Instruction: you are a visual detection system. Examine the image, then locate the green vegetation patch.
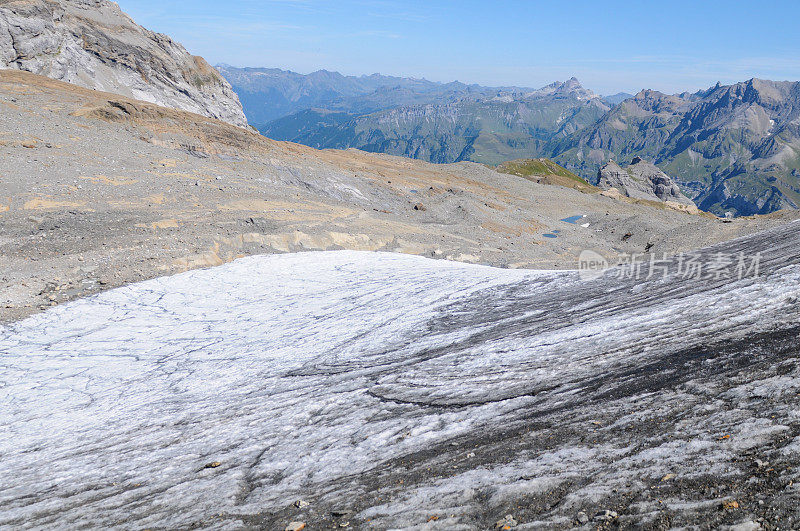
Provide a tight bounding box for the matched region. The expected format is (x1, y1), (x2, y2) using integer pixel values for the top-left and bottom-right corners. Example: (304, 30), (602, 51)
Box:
(496, 158), (586, 181)
(495, 158), (598, 193)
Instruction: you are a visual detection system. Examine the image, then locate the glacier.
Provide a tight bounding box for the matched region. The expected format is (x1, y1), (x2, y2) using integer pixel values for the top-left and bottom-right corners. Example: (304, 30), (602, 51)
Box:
(2, 223), (800, 529)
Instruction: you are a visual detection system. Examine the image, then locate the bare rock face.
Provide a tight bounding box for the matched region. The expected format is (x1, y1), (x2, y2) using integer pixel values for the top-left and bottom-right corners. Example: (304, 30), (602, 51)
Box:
(598, 157), (695, 207)
(0, 0), (247, 127)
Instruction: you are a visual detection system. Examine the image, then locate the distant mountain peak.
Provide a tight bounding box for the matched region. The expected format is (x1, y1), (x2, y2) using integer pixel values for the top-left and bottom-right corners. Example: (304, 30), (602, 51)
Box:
(533, 77), (598, 101)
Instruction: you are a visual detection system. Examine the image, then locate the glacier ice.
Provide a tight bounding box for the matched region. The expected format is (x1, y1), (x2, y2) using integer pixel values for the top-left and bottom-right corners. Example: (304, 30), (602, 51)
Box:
(2, 223), (800, 528)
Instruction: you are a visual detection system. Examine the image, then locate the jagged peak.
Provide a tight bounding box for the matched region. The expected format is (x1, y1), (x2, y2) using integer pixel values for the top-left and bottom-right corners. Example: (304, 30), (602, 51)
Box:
(634, 88), (667, 99)
(308, 69), (343, 78)
(532, 77), (598, 100)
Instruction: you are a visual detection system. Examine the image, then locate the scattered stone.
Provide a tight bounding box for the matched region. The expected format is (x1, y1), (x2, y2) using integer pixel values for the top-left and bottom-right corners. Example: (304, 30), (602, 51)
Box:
(293, 500), (310, 509)
(285, 522), (305, 531)
(203, 461), (222, 469)
(661, 473), (676, 481)
(413, 203), (426, 211)
(338, 522), (350, 528)
(722, 500), (740, 510)
(593, 510), (618, 522)
(495, 514), (518, 529)
(576, 511), (589, 525)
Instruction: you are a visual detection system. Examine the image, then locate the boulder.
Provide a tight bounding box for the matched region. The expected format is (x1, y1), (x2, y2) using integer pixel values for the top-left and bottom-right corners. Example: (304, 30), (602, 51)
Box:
(598, 157), (695, 207)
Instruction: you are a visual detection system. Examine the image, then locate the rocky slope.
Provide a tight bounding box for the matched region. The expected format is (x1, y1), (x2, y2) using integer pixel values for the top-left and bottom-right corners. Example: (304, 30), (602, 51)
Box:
(262, 78), (610, 165)
(3, 69), (794, 322)
(598, 157), (696, 207)
(550, 79), (800, 216)
(0, 0), (247, 127)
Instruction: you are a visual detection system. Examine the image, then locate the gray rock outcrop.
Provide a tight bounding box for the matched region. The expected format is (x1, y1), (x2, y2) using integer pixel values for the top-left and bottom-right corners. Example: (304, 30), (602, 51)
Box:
(0, 0), (247, 127)
(598, 157), (696, 207)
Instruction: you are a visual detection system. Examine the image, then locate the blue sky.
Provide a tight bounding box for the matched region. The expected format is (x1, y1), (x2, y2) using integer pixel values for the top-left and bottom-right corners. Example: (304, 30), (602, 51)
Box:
(121, 0), (800, 95)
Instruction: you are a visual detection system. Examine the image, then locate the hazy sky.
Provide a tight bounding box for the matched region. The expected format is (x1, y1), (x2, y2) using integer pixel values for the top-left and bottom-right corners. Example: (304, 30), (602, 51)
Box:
(121, 0), (800, 95)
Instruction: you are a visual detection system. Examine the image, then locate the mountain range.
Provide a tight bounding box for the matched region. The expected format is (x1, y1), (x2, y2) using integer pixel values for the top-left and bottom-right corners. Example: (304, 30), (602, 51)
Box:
(216, 65), (496, 127)
(220, 65), (613, 168)
(261, 77), (610, 165)
(550, 80), (800, 216)
(223, 67), (800, 216)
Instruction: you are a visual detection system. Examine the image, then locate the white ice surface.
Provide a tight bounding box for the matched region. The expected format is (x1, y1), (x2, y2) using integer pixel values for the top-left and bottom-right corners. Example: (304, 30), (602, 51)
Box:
(0, 252), (554, 527)
(1, 249), (799, 528)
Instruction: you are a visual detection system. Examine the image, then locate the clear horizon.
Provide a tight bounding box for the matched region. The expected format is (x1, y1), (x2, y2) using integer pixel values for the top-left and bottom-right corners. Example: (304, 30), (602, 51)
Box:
(121, 0), (800, 96)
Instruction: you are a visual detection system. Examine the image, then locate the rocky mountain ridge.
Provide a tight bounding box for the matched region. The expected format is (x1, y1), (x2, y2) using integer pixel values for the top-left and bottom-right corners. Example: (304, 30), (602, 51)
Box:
(218, 64), (550, 127)
(217, 65), (467, 126)
(550, 78), (800, 216)
(0, 0), (247, 127)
